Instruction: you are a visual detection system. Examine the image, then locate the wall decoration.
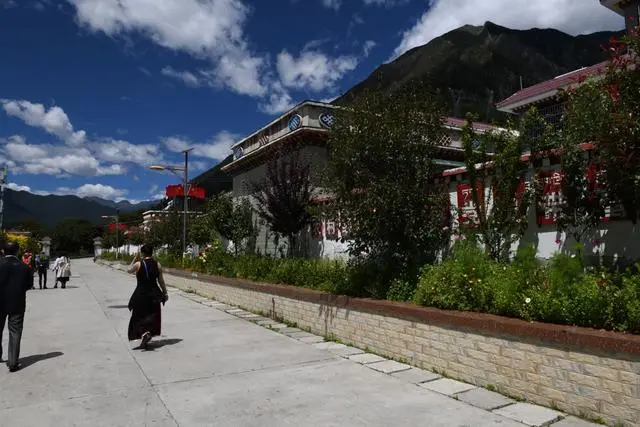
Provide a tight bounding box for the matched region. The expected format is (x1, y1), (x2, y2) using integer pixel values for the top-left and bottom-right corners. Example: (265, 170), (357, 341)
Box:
(257, 133), (269, 147)
(319, 112), (334, 128)
(288, 114), (302, 131)
(456, 181), (483, 226)
(536, 170), (564, 225)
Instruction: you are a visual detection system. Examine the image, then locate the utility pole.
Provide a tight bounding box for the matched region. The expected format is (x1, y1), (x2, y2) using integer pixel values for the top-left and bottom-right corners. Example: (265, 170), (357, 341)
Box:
(183, 149), (190, 256)
(0, 165), (6, 231)
(150, 147), (192, 256)
(115, 208), (120, 260)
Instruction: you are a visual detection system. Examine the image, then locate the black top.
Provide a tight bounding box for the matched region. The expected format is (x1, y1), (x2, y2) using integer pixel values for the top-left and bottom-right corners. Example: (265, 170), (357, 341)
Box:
(0, 255), (34, 314)
(128, 258), (163, 310)
(36, 255), (49, 270)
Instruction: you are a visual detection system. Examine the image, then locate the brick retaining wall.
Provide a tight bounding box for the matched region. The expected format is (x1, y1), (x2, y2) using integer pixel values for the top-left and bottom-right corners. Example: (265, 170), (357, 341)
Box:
(106, 261), (640, 426)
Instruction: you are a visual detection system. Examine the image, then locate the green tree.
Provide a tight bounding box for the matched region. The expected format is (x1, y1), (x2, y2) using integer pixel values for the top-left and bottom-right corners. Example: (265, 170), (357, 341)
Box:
(325, 84), (450, 294)
(251, 148), (314, 258)
(147, 211), (182, 255)
(11, 218), (46, 238)
(461, 110), (548, 261)
(189, 212), (215, 247)
(53, 217), (96, 255)
(562, 28), (640, 223)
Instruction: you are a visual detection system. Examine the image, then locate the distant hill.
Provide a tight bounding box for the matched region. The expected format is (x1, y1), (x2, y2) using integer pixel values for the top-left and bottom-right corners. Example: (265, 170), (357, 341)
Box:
(84, 197), (157, 212)
(336, 22), (623, 121)
(3, 189), (156, 228)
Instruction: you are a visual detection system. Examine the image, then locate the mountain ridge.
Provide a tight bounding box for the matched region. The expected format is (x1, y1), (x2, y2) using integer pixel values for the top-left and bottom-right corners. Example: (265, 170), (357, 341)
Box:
(3, 188), (158, 228)
(336, 21), (623, 121)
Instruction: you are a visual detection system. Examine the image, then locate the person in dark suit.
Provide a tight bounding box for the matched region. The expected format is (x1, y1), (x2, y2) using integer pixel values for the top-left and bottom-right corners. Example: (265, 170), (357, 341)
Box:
(0, 241), (34, 372)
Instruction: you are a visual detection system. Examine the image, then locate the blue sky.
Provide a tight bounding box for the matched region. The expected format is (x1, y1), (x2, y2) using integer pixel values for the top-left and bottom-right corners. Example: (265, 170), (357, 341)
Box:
(0, 0), (622, 202)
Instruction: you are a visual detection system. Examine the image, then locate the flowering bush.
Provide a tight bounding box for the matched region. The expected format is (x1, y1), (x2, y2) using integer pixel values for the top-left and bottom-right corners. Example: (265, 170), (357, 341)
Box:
(414, 242), (640, 333)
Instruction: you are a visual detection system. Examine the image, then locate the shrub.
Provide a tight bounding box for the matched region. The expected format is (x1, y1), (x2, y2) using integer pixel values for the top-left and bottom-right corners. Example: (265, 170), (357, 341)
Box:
(414, 240), (496, 312)
(414, 241), (640, 333)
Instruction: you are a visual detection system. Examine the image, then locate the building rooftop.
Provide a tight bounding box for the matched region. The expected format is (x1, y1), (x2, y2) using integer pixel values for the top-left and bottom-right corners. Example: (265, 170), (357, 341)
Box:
(496, 61), (608, 113)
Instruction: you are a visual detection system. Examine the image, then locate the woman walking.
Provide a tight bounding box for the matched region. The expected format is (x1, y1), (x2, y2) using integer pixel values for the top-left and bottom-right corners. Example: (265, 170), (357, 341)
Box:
(54, 254), (71, 289)
(126, 244), (168, 349)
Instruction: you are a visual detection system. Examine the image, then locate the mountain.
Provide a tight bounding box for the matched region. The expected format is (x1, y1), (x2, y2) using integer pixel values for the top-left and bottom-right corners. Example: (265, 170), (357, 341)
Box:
(3, 189), (155, 228)
(84, 197), (157, 212)
(336, 22), (623, 121)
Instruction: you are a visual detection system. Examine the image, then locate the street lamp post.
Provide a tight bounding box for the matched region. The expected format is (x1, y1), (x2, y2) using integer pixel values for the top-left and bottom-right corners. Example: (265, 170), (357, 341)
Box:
(102, 208), (120, 259)
(150, 148), (192, 256)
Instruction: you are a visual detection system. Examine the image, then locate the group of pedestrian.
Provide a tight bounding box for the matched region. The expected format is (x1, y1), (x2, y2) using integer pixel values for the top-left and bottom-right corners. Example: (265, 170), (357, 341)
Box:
(20, 251), (71, 289)
(0, 240), (169, 374)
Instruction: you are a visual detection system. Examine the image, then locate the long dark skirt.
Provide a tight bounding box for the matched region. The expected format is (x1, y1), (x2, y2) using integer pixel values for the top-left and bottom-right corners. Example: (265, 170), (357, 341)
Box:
(128, 298), (162, 341)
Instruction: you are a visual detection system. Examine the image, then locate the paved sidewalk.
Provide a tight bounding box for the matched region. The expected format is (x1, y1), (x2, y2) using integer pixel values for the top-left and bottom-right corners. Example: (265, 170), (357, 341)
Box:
(0, 259), (594, 426)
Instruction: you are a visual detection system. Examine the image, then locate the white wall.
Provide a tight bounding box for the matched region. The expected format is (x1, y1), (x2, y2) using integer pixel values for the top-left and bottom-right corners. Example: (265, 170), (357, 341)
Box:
(447, 167), (640, 262)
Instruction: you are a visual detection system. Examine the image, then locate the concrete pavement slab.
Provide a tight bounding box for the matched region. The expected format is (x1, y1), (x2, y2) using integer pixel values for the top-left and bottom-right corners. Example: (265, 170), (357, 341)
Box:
(0, 388), (177, 427)
(288, 331), (317, 339)
(155, 357), (525, 427)
(420, 378), (477, 396)
(550, 416), (602, 427)
(390, 367), (441, 384)
(366, 360), (411, 374)
(278, 327), (302, 334)
(493, 403), (564, 426)
(349, 353), (387, 364)
(457, 388), (516, 410)
(298, 335), (325, 344)
(3, 260), (531, 426)
(269, 323), (288, 329)
(313, 341), (346, 350)
(329, 345), (365, 358)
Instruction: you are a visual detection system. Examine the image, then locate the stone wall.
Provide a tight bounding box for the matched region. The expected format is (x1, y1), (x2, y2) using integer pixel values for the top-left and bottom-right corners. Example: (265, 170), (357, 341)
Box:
(110, 262), (639, 426)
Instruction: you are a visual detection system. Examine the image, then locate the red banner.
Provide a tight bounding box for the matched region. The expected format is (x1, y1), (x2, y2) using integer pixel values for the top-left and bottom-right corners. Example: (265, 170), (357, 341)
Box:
(166, 184), (184, 198)
(456, 182), (483, 226)
(165, 184), (205, 199)
(108, 223), (128, 232)
(188, 186), (206, 200)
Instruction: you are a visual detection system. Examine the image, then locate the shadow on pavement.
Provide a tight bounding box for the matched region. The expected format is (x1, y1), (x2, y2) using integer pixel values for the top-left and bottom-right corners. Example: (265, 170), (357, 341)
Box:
(138, 338), (183, 351)
(108, 305), (129, 309)
(20, 351), (64, 369)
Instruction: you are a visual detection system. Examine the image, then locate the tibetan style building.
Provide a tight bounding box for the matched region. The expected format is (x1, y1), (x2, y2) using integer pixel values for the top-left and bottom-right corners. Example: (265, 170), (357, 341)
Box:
(223, 101), (498, 258)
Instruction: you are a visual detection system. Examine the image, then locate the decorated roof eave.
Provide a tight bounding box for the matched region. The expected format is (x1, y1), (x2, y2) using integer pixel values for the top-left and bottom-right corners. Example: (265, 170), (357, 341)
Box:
(222, 127), (329, 174)
(230, 101), (337, 150)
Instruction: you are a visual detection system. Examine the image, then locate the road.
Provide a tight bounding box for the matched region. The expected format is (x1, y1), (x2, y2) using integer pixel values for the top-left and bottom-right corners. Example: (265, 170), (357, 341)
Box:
(0, 259), (544, 426)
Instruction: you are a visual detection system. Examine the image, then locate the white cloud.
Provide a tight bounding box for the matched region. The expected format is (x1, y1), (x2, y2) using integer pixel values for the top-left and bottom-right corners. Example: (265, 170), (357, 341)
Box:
(1, 99), (86, 146)
(322, 0), (341, 10)
(1, 98), (165, 176)
(0, 135), (126, 177)
(55, 183), (128, 200)
(90, 138), (161, 166)
(363, 0), (407, 5)
(162, 130), (237, 161)
(161, 66), (203, 87)
(5, 181), (128, 201)
(149, 184), (158, 195)
(277, 50), (358, 92)
(68, 0), (267, 97)
(66, 0), (360, 111)
(392, 0), (623, 59)
(5, 182), (32, 192)
(363, 40), (376, 57)
(258, 81), (295, 115)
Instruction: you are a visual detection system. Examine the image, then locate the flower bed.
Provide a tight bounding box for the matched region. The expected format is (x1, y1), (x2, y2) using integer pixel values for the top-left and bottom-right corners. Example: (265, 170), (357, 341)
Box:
(101, 240), (640, 334)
